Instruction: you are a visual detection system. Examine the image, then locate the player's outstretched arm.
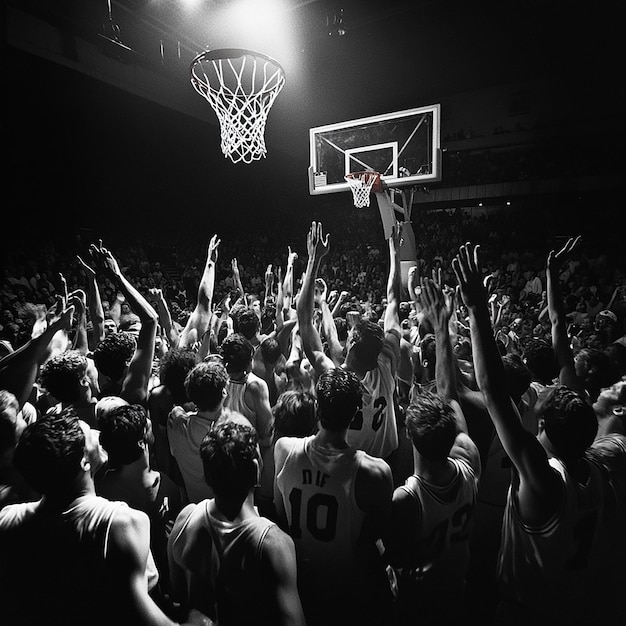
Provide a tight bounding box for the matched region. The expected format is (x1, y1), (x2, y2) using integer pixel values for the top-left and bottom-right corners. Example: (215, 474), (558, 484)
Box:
(179, 235), (220, 349)
(452, 243), (559, 509)
(546, 235), (584, 392)
(296, 222), (334, 377)
(380, 222), (402, 373)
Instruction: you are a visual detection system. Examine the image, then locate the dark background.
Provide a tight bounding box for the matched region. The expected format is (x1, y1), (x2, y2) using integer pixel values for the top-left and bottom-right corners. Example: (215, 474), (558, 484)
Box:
(6, 0), (621, 242)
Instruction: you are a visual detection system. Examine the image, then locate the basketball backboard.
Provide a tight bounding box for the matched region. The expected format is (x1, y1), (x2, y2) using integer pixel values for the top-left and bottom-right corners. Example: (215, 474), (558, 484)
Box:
(308, 104), (441, 195)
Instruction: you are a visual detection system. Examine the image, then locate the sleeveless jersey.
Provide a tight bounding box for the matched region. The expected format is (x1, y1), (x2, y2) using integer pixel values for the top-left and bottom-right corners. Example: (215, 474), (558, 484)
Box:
(169, 501), (280, 626)
(275, 436), (390, 625)
(224, 376), (256, 427)
(394, 458), (479, 591)
(346, 353), (398, 458)
(0, 495), (157, 625)
(497, 457), (619, 624)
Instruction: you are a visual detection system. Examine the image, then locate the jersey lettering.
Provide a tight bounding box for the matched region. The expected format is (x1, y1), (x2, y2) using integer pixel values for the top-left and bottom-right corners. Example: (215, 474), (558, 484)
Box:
(288, 488), (338, 542)
(348, 396), (386, 432)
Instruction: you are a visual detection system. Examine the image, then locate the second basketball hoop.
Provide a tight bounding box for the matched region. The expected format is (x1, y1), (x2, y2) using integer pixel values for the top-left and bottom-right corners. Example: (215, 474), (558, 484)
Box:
(190, 48), (286, 164)
(344, 171), (383, 208)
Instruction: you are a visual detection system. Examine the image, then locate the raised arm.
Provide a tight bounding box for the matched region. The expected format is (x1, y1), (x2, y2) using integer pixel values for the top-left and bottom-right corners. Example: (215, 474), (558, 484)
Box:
(296, 222), (334, 377)
(77, 254), (105, 350)
(230, 258), (246, 307)
(149, 288), (180, 349)
(452, 243), (559, 511)
(380, 222), (402, 373)
(546, 236), (583, 392)
(89, 242), (159, 405)
(314, 278), (343, 367)
(0, 298), (75, 409)
(179, 235), (220, 349)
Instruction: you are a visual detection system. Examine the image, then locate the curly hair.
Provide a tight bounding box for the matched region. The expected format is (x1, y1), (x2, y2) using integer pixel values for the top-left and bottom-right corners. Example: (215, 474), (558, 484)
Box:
(92, 332), (137, 381)
(200, 420), (259, 498)
(316, 368), (363, 431)
(13, 408), (85, 496)
(158, 347), (200, 405)
(98, 404), (150, 468)
(38, 350), (89, 403)
(220, 333), (254, 374)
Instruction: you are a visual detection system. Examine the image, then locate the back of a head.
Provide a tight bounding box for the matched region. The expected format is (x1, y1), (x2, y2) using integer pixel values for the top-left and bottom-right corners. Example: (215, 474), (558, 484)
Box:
(351, 319), (384, 370)
(502, 353), (532, 403)
(159, 347), (200, 405)
(260, 337), (282, 366)
(220, 332), (254, 374)
(233, 307), (260, 340)
(575, 347), (620, 392)
(539, 385), (597, 460)
(522, 339), (558, 385)
(185, 361), (229, 411)
(38, 350), (88, 403)
(13, 410), (85, 496)
(316, 368), (363, 432)
(200, 420), (259, 499)
(420, 334), (437, 368)
(273, 390), (318, 438)
(98, 404), (149, 468)
(405, 391), (457, 463)
(92, 332), (137, 381)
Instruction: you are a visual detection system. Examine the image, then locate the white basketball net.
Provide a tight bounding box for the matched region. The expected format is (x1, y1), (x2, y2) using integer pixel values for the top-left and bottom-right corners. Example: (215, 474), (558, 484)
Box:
(345, 171), (380, 208)
(191, 51), (286, 164)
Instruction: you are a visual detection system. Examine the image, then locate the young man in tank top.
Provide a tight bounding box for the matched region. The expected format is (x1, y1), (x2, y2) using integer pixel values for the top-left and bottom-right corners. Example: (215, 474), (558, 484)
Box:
(274, 367), (394, 626)
(0, 408), (209, 626)
(168, 420), (305, 626)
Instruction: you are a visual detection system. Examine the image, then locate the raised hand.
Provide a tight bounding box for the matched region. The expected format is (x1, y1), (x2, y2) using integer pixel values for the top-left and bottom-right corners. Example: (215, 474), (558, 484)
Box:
(76, 254), (96, 278)
(420, 277), (454, 328)
(208, 234), (220, 264)
(265, 264), (274, 287)
(408, 265), (421, 305)
(547, 235), (581, 273)
(89, 241), (122, 279)
(287, 246), (298, 267)
(306, 221), (330, 263)
(452, 243), (487, 310)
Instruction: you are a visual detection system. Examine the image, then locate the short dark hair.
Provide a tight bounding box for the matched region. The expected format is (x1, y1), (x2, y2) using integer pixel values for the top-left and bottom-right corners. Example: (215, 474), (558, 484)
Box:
(350, 319), (384, 370)
(92, 332), (137, 381)
(316, 368), (363, 431)
(38, 350), (88, 403)
(273, 390), (318, 438)
(539, 385), (597, 459)
(233, 308), (260, 340)
(13, 409), (85, 495)
(159, 347), (200, 405)
(200, 421), (259, 498)
(260, 337), (282, 366)
(522, 339), (558, 385)
(185, 361), (229, 411)
(220, 333), (254, 373)
(405, 391), (457, 462)
(98, 404), (148, 468)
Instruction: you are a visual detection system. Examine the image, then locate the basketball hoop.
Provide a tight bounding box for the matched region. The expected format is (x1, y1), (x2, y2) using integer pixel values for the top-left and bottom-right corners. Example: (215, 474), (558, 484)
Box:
(345, 171), (382, 208)
(190, 48), (286, 164)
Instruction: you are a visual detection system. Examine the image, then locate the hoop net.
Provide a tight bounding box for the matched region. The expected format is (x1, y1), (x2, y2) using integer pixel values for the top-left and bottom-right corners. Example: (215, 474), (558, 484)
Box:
(345, 171), (382, 208)
(190, 49), (286, 164)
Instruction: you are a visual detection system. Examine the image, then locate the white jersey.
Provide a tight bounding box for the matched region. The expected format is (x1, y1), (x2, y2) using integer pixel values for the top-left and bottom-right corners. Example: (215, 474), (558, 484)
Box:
(393, 458), (479, 590)
(275, 435), (391, 625)
(0, 495), (158, 624)
(497, 457), (621, 624)
(346, 352), (398, 458)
